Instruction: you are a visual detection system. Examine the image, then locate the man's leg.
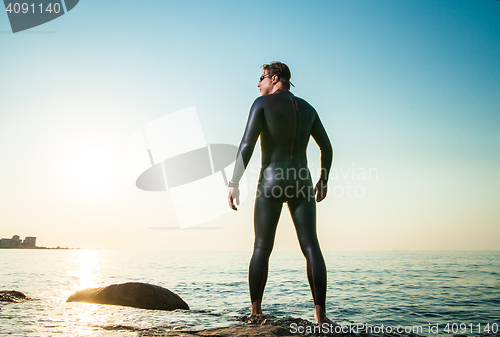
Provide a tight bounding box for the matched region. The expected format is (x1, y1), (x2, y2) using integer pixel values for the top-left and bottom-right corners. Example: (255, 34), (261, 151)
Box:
(249, 196), (283, 315)
(287, 195), (329, 324)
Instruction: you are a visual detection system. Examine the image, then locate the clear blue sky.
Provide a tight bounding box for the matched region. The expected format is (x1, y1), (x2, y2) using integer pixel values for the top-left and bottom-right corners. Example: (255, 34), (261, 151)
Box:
(1, 0), (499, 250)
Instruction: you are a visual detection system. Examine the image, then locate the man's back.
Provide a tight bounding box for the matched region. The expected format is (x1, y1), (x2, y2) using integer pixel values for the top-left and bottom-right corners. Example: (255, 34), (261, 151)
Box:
(259, 89), (316, 167)
(242, 89), (332, 171)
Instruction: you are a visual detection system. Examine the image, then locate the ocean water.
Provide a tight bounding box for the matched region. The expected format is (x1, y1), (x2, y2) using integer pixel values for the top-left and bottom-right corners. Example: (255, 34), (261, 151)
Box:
(0, 250), (499, 336)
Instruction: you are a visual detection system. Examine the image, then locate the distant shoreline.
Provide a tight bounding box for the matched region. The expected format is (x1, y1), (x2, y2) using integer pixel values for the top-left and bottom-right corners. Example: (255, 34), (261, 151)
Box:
(0, 247), (80, 250)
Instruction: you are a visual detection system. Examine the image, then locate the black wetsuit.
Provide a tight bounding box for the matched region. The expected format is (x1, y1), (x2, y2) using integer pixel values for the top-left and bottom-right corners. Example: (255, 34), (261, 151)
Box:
(231, 89), (333, 310)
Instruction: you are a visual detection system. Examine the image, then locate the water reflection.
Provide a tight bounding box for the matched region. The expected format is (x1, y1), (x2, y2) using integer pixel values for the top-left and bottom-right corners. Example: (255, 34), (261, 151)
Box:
(67, 250), (103, 292)
(59, 251), (111, 335)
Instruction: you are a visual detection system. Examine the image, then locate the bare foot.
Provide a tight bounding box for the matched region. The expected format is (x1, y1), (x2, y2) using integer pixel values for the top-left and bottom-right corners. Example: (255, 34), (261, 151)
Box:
(251, 299), (262, 315)
(314, 305), (336, 326)
(246, 314), (273, 325)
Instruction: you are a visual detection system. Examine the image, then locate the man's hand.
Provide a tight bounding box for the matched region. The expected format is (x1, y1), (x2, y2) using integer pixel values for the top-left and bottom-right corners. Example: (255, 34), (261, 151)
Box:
(228, 187), (240, 211)
(314, 180), (327, 202)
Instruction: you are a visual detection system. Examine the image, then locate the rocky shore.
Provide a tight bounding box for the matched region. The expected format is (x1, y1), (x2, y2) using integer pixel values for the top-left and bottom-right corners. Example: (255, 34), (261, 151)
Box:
(3, 289), (499, 337)
(98, 315), (500, 337)
(96, 315), (421, 337)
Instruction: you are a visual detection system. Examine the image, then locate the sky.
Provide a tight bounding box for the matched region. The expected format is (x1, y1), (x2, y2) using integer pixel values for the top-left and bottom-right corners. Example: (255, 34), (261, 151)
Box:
(0, 0), (499, 251)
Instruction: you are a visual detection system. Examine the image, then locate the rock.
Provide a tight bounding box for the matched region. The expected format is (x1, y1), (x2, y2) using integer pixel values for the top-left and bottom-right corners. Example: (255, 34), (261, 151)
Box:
(193, 324), (292, 337)
(66, 282), (189, 311)
(0, 290), (29, 303)
(93, 314), (500, 337)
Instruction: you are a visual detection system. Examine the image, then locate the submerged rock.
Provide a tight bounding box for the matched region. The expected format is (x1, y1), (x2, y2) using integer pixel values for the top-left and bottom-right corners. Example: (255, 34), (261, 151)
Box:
(0, 290), (29, 303)
(66, 282), (189, 311)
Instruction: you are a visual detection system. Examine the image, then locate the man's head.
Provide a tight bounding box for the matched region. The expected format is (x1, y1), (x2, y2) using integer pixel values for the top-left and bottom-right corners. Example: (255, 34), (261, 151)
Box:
(258, 61), (294, 96)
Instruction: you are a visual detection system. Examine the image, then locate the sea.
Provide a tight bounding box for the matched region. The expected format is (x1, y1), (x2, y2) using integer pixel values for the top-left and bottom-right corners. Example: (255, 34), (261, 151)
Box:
(1, 250), (499, 336)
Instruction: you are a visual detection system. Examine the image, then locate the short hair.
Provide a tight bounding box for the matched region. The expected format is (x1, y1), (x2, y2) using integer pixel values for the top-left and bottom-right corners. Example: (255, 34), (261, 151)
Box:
(262, 61), (294, 89)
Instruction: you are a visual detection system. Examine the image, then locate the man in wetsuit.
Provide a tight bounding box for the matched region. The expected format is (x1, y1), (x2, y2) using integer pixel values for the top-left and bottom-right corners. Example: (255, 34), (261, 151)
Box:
(227, 62), (333, 325)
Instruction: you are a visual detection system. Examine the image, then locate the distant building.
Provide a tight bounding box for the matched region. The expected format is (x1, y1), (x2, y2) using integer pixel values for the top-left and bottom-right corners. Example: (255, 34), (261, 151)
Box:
(0, 238), (11, 248)
(23, 237), (36, 248)
(11, 235), (21, 247)
(0, 235), (36, 248)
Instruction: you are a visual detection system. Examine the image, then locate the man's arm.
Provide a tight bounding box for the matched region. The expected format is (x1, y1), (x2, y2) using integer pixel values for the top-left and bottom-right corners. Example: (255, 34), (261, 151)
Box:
(311, 113), (333, 202)
(230, 98), (264, 185)
(228, 98), (264, 210)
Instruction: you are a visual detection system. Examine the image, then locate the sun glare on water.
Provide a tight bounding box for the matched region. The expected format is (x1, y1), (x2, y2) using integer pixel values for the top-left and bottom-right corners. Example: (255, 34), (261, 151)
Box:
(70, 250), (103, 291)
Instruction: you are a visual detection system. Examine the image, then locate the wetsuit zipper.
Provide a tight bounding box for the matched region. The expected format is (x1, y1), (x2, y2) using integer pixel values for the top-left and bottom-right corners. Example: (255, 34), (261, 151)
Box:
(290, 97), (299, 166)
